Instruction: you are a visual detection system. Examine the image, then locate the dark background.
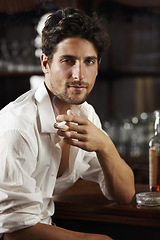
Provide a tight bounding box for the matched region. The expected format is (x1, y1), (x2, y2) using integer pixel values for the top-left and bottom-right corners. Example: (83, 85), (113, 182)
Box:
(0, 0), (160, 184)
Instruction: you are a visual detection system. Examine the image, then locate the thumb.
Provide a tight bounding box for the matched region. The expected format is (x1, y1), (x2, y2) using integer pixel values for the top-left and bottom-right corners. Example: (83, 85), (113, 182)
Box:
(67, 109), (77, 116)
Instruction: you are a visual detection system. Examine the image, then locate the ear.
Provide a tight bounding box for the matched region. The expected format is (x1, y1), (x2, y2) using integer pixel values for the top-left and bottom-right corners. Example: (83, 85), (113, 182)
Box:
(41, 53), (49, 74)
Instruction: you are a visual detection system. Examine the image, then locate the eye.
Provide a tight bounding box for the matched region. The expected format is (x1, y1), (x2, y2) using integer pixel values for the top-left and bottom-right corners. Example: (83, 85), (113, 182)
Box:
(61, 58), (75, 65)
(85, 58), (96, 65)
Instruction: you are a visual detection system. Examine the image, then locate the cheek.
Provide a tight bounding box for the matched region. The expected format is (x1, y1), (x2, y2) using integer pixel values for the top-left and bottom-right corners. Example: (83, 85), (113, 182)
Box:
(88, 70), (97, 88)
(90, 80), (96, 90)
(57, 66), (72, 79)
(88, 68), (97, 81)
(88, 65), (98, 75)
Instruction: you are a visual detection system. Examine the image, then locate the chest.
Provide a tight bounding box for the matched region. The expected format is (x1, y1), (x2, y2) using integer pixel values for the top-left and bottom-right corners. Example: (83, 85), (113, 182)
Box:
(57, 137), (70, 178)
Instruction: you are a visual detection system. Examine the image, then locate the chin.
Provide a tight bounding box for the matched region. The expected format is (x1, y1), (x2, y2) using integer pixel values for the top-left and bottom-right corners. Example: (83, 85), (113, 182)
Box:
(60, 92), (89, 105)
(73, 101), (85, 105)
(70, 97), (87, 105)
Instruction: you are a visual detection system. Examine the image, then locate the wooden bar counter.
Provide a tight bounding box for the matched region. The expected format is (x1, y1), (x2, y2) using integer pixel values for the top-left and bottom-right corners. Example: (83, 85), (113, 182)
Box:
(53, 180), (160, 240)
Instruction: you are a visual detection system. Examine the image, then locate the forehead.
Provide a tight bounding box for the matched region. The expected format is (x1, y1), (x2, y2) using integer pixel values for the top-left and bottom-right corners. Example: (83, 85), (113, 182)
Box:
(55, 37), (98, 57)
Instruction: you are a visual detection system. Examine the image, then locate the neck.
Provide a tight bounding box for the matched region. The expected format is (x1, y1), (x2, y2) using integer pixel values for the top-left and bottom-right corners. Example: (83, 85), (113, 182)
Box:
(52, 96), (73, 116)
(45, 85), (73, 116)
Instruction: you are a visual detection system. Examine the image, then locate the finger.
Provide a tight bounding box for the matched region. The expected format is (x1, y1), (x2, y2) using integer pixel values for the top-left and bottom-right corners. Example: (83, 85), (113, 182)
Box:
(64, 138), (90, 151)
(54, 121), (69, 131)
(56, 114), (85, 125)
(67, 109), (79, 117)
(54, 121), (66, 128)
(67, 109), (75, 116)
(66, 110), (87, 129)
(67, 122), (88, 134)
(57, 129), (88, 142)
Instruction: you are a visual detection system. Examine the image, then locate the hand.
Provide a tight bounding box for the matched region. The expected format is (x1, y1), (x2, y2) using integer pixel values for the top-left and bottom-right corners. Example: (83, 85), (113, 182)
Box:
(55, 110), (108, 152)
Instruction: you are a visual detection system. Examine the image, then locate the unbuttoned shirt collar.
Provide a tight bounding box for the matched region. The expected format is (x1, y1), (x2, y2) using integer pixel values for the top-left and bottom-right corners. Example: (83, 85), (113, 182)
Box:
(34, 82), (59, 138)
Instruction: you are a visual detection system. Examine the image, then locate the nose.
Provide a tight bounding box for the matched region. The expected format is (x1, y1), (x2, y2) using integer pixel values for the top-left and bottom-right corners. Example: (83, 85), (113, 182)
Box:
(72, 62), (84, 81)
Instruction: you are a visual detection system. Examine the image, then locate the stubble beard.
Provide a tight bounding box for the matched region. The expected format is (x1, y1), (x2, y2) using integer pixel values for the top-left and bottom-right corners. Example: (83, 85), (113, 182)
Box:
(55, 90), (89, 105)
(50, 80), (93, 106)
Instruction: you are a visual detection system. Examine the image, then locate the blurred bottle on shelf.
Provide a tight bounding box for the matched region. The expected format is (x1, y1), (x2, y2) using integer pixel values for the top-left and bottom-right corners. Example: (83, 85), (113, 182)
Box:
(103, 112), (154, 160)
(149, 110), (160, 192)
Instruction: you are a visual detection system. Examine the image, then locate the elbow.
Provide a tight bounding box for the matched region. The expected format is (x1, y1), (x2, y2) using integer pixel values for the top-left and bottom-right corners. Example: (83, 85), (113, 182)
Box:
(122, 189), (135, 204)
(110, 187), (135, 204)
(108, 186), (135, 204)
(113, 181), (135, 204)
(116, 188), (135, 204)
(122, 170), (135, 204)
(121, 178), (136, 204)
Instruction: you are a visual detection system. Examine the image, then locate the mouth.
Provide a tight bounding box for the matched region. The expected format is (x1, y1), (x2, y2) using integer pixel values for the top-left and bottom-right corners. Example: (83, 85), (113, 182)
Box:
(68, 82), (88, 91)
(69, 85), (86, 90)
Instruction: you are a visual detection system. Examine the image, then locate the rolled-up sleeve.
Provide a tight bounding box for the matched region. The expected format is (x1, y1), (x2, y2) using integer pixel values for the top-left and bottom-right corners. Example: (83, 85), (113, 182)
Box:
(80, 151), (112, 200)
(0, 130), (42, 233)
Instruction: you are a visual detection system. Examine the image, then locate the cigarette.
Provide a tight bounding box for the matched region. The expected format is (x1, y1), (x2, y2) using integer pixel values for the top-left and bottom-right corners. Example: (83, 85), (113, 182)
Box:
(54, 121), (67, 128)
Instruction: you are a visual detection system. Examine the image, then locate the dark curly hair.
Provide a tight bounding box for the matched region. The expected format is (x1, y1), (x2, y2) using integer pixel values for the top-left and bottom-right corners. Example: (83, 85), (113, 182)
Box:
(42, 8), (110, 62)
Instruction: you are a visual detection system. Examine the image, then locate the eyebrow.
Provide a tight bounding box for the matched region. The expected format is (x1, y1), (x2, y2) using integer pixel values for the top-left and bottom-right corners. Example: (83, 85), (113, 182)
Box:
(86, 56), (98, 60)
(60, 55), (76, 59)
(60, 55), (98, 60)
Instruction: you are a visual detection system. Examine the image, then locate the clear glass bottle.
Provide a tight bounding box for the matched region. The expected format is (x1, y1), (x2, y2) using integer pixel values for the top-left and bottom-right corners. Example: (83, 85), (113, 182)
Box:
(149, 110), (160, 192)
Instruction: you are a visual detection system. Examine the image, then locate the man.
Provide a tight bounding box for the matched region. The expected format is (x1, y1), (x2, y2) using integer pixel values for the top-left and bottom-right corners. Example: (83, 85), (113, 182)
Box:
(0, 8), (135, 240)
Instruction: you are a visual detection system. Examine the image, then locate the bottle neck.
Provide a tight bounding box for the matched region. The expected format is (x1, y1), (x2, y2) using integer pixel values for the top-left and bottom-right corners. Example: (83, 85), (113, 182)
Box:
(155, 117), (160, 135)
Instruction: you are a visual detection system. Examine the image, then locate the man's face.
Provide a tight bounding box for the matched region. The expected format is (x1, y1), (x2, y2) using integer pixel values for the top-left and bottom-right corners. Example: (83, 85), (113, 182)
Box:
(43, 37), (99, 106)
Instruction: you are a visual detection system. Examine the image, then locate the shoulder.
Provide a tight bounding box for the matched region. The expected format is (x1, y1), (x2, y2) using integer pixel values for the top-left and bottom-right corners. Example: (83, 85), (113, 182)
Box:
(0, 88), (37, 132)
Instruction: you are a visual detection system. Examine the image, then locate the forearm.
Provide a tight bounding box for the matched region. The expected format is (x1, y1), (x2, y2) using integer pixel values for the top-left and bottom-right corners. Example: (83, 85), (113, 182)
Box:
(4, 223), (112, 240)
(4, 223), (84, 240)
(96, 137), (135, 204)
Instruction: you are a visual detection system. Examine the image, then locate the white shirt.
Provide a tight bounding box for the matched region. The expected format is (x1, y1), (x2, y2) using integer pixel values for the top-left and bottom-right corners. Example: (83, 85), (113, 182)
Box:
(0, 82), (109, 235)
